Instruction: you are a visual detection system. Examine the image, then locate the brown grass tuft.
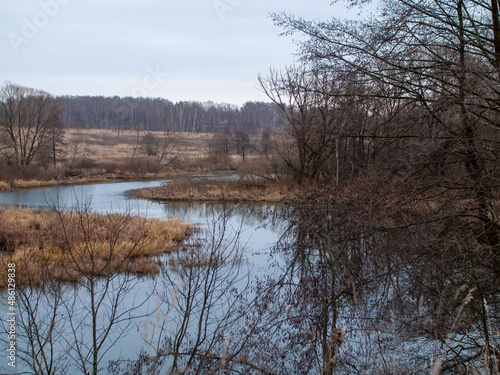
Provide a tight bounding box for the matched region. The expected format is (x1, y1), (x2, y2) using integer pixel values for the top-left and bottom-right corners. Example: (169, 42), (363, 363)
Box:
(12, 179), (54, 189)
(131, 177), (299, 203)
(0, 208), (193, 287)
(0, 181), (10, 191)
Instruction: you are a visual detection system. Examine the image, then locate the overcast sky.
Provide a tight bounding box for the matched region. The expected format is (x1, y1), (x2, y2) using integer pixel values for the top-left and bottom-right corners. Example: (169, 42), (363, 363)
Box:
(1, 0), (364, 105)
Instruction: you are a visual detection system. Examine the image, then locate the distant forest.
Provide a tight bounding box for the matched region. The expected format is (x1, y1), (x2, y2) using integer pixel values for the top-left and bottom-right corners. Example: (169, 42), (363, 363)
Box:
(59, 96), (282, 133)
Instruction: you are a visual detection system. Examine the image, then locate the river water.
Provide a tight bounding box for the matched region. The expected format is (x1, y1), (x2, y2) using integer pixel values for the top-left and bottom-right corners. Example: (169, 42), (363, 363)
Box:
(0, 180), (287, 374)
(0, 180), (170, 216)
(0, 180), (284, 268)
(0, 180), (496, 374)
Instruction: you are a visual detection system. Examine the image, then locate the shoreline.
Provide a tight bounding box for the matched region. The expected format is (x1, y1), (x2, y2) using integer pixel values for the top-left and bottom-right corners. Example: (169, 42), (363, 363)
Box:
(128, 176), (299, 204)
(0, 174), (169, 192)
(0, 208), (193, 288)
(0, 170), (242, 192)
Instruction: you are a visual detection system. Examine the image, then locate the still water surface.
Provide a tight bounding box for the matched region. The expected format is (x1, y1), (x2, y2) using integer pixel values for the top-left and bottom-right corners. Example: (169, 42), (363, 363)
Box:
(0, 180), (286, 373)
(0, 181), (492, 373)
(0, 180), (167, 216)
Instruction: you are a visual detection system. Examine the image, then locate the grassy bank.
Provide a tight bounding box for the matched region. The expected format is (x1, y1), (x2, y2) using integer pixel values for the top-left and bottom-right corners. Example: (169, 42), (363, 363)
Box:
(0, 176), (109, 191)
(0, 128), (283, 191)
(130, 176), (299, 203)
(0, 209), (193, 287)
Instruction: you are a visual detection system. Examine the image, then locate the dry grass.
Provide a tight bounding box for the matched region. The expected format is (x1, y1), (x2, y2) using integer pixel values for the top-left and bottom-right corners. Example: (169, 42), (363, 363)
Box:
(11, 179), (60, 189)
(131, 177), (299, 203)
(64, 128), (211, 165)
(6, 176), (109, 190)
(0, 208), (193, 287)
(0, 128), (284, 189)
(0, 181), (10, 191)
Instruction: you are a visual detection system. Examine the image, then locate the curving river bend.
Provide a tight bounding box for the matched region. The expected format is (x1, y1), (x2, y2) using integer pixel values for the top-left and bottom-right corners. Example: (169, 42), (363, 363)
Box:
(0, 180), (495, 374)
(0, 180), (287, 374)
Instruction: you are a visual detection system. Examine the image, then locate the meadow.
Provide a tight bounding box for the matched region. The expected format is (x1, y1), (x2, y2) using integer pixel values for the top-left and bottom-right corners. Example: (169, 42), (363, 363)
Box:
(0, 128), (281, 190)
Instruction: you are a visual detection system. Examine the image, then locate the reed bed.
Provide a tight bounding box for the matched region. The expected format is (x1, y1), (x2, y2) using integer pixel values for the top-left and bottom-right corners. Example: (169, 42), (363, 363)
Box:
(0, 181), (10, 191)
(0, 208), (193, 287)
(131, 177), (298, 203)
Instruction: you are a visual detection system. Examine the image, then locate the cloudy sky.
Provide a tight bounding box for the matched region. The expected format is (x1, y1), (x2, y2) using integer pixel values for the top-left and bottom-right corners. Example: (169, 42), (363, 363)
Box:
(1, 0), (363, 105)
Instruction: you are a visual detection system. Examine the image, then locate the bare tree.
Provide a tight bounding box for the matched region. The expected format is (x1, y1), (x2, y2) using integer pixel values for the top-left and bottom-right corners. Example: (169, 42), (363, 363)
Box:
(259, 131), (274, 158)
(209, 127), (232, 156)
(272, 0), (500, 203)
(233, 129), (251, 162)
(269, 1), (500, 372)
(258, 67), (341, 183)
(141, 132), (160, 157)
(38, 116), (66, 170)
(109, 207), (254, 375)
(13, 248), (70, 374)
(53, 203), (157, 375)
(141, 127), (183, 173)
(0, 82), (65, 167)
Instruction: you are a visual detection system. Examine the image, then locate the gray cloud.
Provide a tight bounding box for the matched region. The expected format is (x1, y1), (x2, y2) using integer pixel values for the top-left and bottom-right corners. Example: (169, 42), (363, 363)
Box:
(0, 0), (357, 105)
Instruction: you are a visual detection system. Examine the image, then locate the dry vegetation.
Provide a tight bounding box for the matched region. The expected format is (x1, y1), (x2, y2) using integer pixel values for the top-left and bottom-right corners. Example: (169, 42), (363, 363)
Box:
(0, 128), (282, 191)
(61, 128), (276, 174)
(0, 181), (10, 191)
(131, 176), (299, 203)
(64, 128), (212, 166)
(0, 208), (193, 287)
(59, 129), (214, 179)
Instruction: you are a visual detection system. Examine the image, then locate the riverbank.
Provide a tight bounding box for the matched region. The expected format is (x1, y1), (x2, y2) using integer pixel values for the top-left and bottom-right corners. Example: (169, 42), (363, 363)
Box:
(0, 176), (108, 191)
(0, 173), (175, 192)
(0, 208), (193, 287)
(0, 128), (281, 192)
(129, 176), (300, 203)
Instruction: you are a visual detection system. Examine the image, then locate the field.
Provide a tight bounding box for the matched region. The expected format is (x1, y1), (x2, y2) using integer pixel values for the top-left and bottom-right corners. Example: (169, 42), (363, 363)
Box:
(62, 128), (215, 176)
(0, 128), (281, 190)
(63, 128), (213, 164)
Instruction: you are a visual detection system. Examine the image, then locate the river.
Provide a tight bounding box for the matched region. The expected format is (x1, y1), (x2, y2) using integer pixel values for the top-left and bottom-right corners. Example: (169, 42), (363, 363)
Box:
(0, 180), (288, 374)
(0, 180), (496, 374)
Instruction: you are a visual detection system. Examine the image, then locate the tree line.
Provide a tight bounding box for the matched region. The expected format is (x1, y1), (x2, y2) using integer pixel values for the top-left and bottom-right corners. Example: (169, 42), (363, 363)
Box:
(59, 96), (281, 134)
(0, 82), (283, 169)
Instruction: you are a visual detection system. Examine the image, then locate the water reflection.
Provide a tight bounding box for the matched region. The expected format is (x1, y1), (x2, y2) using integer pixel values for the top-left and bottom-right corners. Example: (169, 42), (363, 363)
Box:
(0, 181), (288, 374)
(0, 182), (497, 373)
(243, 190), (500, 374)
